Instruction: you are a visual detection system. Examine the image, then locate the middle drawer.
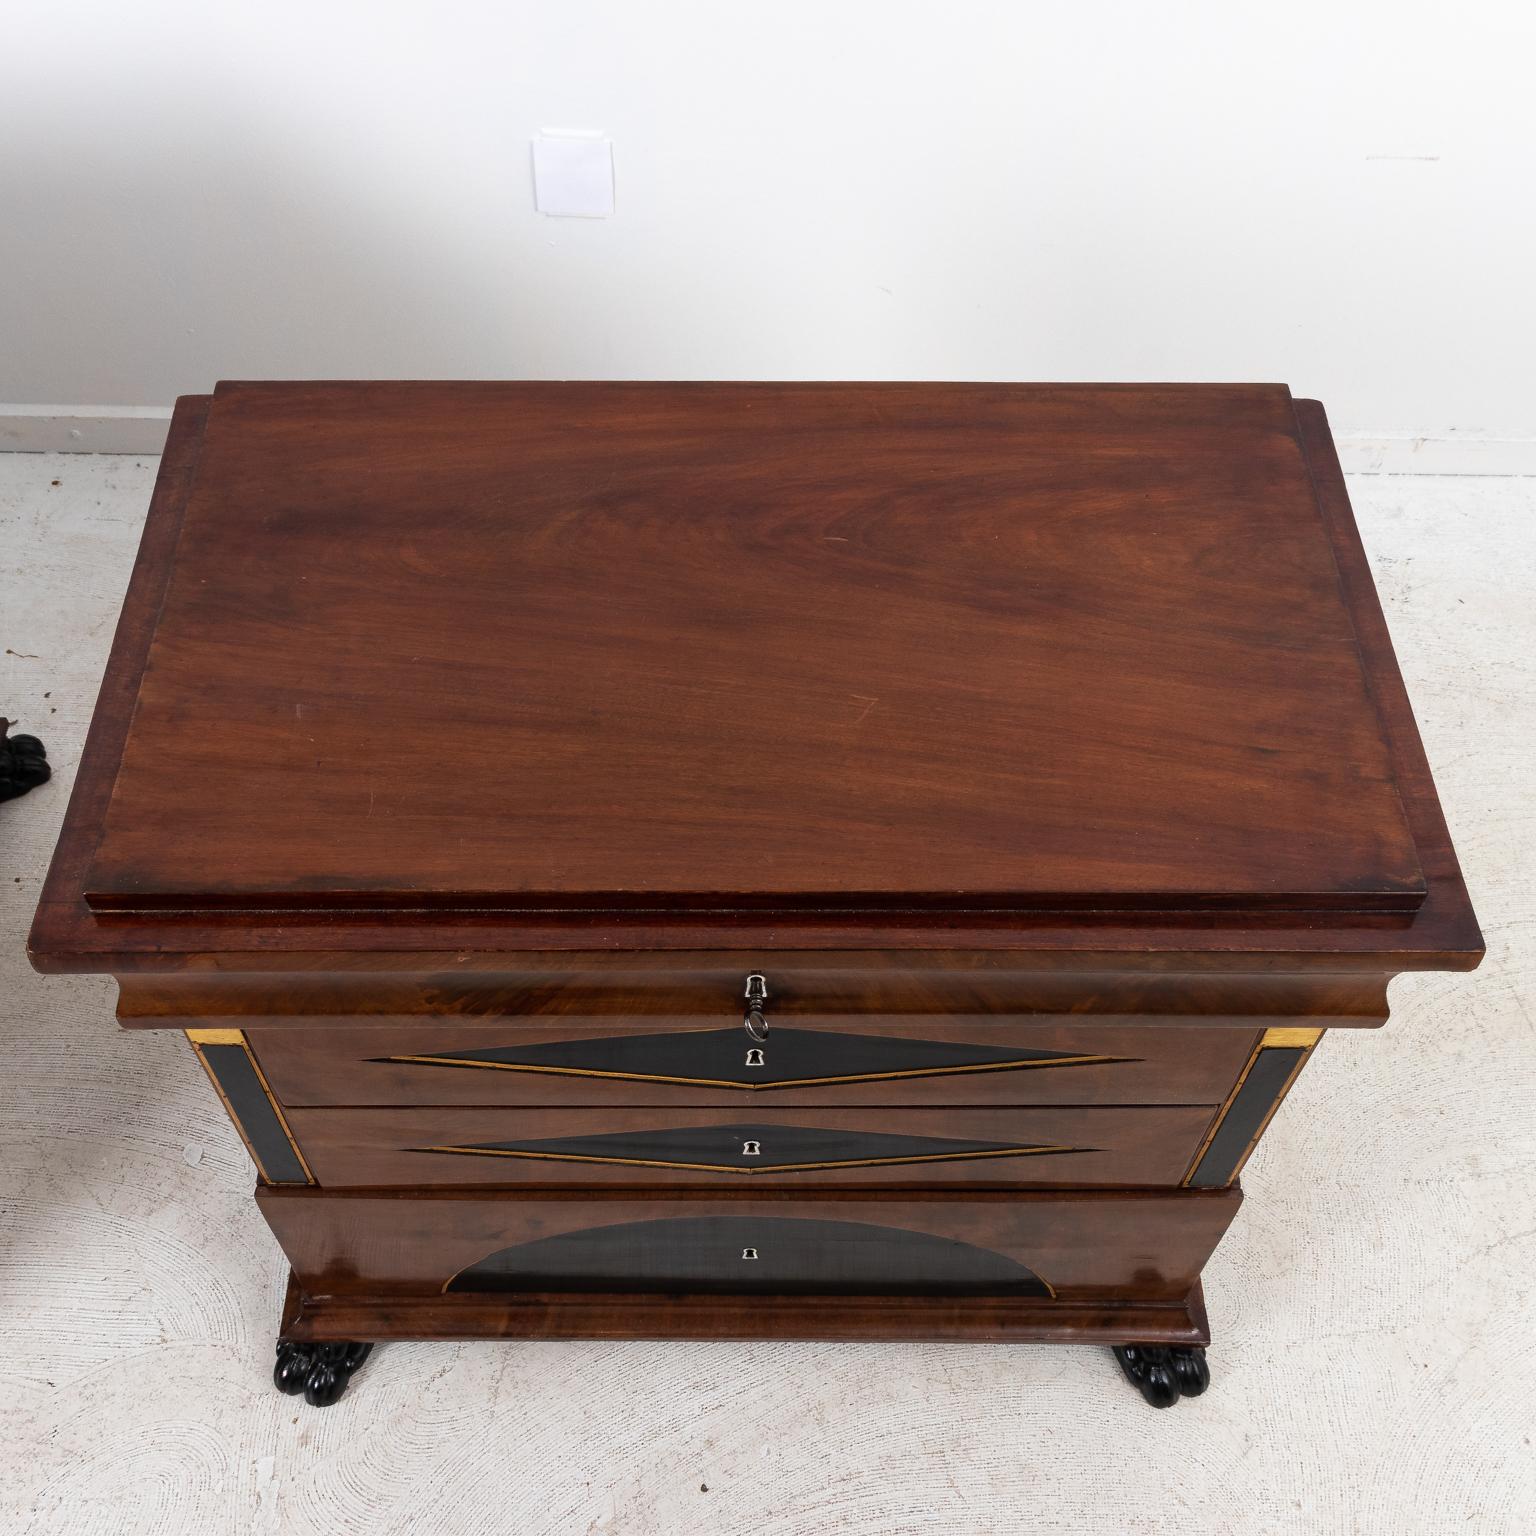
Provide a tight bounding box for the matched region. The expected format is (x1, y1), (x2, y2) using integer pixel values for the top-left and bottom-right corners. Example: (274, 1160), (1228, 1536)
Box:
(282, 1105), (1216, 1188)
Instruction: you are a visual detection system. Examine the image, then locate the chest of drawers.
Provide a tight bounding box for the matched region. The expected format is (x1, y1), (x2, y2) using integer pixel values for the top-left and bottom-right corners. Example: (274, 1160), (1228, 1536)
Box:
(29, 381), (1481, 1410)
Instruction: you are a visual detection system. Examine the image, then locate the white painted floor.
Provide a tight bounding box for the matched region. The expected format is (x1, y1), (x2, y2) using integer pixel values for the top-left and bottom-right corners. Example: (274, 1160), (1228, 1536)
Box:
(1, 453), (1531, 1536)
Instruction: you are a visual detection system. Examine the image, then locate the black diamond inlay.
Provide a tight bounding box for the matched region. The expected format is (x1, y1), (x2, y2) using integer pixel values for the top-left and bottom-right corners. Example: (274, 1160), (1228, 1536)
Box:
(383, 1028), (1125, 1090)
(417, 1121), (1085, 1173)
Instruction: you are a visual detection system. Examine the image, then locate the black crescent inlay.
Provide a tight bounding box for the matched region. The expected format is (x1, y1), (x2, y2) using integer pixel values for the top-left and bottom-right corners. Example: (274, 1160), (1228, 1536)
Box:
(380, 1028), (1126, 1090)
(444, 1217), (1054, 1296)
(415, 1122), (1086, 1174)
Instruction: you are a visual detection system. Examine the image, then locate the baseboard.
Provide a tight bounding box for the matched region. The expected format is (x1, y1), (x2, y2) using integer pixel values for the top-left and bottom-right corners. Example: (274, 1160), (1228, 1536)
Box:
(0, 405), (174, 454)
(2, 406), (1534, 475)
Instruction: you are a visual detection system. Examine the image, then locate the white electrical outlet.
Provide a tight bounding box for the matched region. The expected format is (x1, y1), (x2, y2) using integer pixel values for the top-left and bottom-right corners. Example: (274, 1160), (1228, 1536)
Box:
(531, 132), (614, 217)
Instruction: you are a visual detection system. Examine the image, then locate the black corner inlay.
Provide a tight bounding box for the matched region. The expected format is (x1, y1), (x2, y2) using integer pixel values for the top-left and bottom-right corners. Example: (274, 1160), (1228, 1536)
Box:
(1187, 1046), (1307, 1187)
(445, 1216), (1053, 1296)
(418, 1122), (1083, 1174)
(199, 1043), (309, 1184)
(382, 1028), (1122, 1091)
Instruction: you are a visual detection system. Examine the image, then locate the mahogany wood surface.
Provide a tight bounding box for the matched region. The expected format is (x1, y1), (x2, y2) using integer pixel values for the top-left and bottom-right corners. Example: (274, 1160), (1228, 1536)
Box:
(80, 382), (1422, 918)
(279, 1273), (1214, 1348)
(117, 968), (1391, 1026)
(249, 1020), (1259, 1108)
(26, 389), (1480, 971)
(283, 1104), (1216, 1188)
(256, 1185), (1240, 1301)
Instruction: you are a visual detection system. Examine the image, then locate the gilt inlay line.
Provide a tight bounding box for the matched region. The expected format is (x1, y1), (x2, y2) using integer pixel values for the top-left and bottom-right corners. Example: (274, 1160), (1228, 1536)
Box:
(185, 1029), (314, 1186)
(408, 1122), (1094, 1176)
(377, 1027), (1130, 1091)
(1182, 1032), (1320, 1188)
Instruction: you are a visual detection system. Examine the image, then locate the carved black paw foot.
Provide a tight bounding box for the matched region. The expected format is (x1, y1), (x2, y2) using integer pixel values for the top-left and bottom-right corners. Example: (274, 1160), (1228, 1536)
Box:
(1112, 1344), (1210, 1408)
(0, 720), (50, 803)
(274, 1340), (373, 1407)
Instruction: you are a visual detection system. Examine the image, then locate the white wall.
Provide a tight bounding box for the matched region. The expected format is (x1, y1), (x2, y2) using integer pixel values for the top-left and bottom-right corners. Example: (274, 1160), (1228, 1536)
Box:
(3, 1), (1534, 442)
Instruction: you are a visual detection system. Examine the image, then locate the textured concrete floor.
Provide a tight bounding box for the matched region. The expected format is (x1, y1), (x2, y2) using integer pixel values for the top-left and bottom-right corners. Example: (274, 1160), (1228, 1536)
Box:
(1, 452), (1531, 1535)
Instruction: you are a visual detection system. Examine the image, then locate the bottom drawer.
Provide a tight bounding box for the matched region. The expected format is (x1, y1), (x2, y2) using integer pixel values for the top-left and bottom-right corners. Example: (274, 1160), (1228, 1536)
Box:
(257, 1186), (1241, 1304)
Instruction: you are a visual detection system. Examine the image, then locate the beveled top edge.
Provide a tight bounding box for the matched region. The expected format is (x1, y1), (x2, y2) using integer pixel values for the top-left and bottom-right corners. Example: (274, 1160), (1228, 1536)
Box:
(27, 389), (1480, 972)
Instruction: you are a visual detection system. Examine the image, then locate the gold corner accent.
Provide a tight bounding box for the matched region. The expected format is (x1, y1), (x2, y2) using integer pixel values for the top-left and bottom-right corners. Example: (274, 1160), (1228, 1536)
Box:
(187, 1027), (245, 1046)
(1261, 1027), (1323, 1049)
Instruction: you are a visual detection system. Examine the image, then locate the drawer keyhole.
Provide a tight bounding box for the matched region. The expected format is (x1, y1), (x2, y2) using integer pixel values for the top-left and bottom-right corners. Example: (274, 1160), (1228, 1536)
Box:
(745, 1047), (765, 1068)
(741, 1247), (759, 1261)
(741, 1139), (761, 1157)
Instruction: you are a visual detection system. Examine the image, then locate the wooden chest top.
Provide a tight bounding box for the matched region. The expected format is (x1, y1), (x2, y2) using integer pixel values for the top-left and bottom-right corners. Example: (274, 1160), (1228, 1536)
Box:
(30, 381), (1481, 968)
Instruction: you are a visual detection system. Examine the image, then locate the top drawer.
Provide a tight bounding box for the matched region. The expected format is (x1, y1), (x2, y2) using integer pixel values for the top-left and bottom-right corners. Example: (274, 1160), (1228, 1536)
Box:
(248, 1020), (1259, 1108)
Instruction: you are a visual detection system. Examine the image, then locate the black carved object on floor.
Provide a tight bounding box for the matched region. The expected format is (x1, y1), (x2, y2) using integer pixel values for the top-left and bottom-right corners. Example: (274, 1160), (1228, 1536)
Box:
(274, 1340), (373, 1407)
(1111, 1344), (1211, 1408)
(0, 718), (50, 803)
